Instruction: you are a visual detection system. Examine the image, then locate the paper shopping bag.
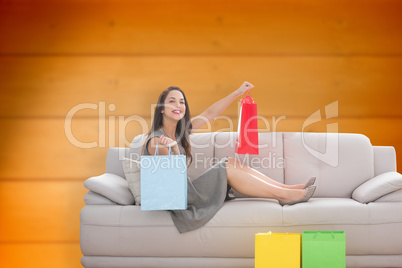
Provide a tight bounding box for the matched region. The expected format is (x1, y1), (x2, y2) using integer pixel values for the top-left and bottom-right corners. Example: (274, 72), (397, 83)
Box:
(236, 92), (259, 154)
(255, 232), (301, 268)
(302, 231), (346, 268)
(140, 144), (187, 211)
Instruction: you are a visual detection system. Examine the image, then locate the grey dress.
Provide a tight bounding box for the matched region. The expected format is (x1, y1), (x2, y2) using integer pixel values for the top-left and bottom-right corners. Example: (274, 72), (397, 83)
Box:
(143, 128), (233, 233)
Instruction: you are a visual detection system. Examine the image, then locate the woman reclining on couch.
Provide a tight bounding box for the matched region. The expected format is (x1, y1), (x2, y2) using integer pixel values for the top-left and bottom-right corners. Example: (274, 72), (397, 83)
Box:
(142, 81), (316, 233)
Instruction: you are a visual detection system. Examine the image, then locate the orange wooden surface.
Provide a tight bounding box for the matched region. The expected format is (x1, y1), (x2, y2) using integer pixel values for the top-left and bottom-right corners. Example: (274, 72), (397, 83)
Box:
(0, 243), (82, 267)
(0, 181), (86, 267)
(1, 0), (402, 55)
(0, 181), (85, 241)
(1, 56), (402, 118)
(1, 0), (401, 267)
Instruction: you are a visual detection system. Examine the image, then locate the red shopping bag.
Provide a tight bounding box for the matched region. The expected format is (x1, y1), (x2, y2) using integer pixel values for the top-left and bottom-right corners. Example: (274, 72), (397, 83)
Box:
(235, 91), (259, 155)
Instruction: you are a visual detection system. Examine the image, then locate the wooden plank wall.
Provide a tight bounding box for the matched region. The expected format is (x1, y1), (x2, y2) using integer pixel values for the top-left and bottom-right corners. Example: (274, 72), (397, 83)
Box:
(1, 0), (401, 267)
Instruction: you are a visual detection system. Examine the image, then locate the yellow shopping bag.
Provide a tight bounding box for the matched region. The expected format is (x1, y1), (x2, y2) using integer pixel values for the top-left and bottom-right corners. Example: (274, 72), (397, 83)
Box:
(255, 232), (301, 268)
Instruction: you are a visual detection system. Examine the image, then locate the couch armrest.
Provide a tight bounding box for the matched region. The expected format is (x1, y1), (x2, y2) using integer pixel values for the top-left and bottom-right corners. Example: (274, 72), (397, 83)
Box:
(84, 173), (134, 205)
(352, 171), (402, 203)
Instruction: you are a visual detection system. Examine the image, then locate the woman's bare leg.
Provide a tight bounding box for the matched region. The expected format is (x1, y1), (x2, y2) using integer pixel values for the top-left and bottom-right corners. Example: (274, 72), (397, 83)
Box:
(226, 157), (307, 189)
(225, 159), (306, 204)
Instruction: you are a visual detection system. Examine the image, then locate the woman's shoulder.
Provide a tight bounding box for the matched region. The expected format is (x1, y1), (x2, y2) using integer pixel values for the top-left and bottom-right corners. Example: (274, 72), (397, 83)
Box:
(146, 129), (164, 139)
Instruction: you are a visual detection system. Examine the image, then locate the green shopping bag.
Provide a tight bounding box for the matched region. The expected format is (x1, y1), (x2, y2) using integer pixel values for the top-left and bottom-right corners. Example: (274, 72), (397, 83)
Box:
(302, 231), (346, 268)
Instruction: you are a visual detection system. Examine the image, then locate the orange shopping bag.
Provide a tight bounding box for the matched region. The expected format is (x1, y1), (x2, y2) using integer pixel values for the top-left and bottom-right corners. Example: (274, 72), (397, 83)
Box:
(236, 91), (259, 154)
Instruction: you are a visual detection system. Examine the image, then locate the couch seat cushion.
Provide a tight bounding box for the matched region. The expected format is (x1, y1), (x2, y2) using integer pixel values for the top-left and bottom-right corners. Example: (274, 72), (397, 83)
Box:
(80, 198), (402, 258)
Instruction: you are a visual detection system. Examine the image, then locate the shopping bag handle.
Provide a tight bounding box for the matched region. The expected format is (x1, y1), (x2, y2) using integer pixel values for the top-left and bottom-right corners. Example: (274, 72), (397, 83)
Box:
(244, 88), (252, 96)
(155, 140), (172, 156)
(313, 232), (335, 239)
(241, 89), (255, 104)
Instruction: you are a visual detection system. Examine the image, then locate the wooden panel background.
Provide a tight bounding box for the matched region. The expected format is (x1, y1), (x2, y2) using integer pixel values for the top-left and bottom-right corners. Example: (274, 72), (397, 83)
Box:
(1, 0), (401, 267)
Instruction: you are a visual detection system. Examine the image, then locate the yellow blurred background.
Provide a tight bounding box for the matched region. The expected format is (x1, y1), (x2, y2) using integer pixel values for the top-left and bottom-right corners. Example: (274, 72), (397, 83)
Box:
(1, 0), (401, 267)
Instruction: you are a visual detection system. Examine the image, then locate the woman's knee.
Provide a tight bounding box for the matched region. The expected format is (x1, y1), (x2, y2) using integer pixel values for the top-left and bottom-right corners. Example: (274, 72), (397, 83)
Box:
(226, 157), (234, 164)
(227, 156), (238, 166)
(225, 158), (237, 181)
(227, 156), (248, 170)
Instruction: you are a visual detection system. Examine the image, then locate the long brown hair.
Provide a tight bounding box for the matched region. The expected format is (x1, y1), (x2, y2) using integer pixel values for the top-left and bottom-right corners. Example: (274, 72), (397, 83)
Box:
(145, 86), (193, 165)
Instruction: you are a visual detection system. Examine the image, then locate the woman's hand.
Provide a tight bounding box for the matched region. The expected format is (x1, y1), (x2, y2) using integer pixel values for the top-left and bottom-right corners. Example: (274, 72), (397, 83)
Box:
(158, 134), (177, 147)
(157, 135), (180, 154)
(237, 81), (254, 95)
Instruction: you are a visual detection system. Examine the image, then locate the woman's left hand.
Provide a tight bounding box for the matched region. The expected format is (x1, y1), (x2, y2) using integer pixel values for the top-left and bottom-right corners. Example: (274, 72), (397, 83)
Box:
(237, 81), (254, 95)
(158, 134), (181, 155)
(158, 134), (178, 148)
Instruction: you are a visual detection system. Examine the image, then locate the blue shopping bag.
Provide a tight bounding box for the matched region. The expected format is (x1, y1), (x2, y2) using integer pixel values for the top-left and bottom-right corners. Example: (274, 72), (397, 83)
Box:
(140, 143), (187, 211)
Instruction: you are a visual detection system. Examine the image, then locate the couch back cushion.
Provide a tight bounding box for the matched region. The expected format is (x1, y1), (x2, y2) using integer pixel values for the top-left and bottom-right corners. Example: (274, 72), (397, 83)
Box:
(283, 132), (374, 198)
(105, 147), (130, 178)
(128, 134), (147, 161)
(214, 132), (285, 183)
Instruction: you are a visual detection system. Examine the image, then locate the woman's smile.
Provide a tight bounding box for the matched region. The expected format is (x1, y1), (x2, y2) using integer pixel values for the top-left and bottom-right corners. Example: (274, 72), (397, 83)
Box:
(163, 90), (186, 120)
(172, 109), (182, 114)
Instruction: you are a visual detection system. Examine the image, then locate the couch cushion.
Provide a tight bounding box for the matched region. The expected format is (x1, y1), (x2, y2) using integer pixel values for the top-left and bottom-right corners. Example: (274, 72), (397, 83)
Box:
(352, 171), (402, 203)
(373, 146), (397, 176)
(188, 132), (217, 179)
(214, 132), (285, 183)
(283, 199), (402, 255)
(375, 189), (402, 202)
(129, 134), (147, 161)
(122, 158), (141, 205)
(84, 191), (117, 205)
(84, 173), (134, 205)
(80, 199), (402, 258)
(283, 133), (374, 198)
(105, 147), (131, 178)
(80, 200), (283, 258)
(282, 198), (369, 226)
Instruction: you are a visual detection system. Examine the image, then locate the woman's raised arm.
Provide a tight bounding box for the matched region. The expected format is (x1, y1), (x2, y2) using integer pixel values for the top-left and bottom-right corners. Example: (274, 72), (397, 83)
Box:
(190, 81), (254, 132)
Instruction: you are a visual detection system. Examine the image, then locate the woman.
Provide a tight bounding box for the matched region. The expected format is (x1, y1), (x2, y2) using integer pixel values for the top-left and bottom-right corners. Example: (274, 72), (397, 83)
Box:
(142, 81), (316, 233)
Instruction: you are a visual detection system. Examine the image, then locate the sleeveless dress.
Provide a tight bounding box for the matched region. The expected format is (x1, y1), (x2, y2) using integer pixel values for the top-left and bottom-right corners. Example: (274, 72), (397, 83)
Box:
(142, 128), (233, 233)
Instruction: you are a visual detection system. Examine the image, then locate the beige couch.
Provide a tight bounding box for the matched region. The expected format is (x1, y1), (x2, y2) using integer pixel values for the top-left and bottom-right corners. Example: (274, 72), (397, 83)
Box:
(80, 132), (402, 268)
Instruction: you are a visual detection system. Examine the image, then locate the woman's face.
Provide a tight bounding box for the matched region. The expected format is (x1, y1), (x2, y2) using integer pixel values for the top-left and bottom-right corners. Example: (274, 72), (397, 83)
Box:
(162, 90), (186, 121)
